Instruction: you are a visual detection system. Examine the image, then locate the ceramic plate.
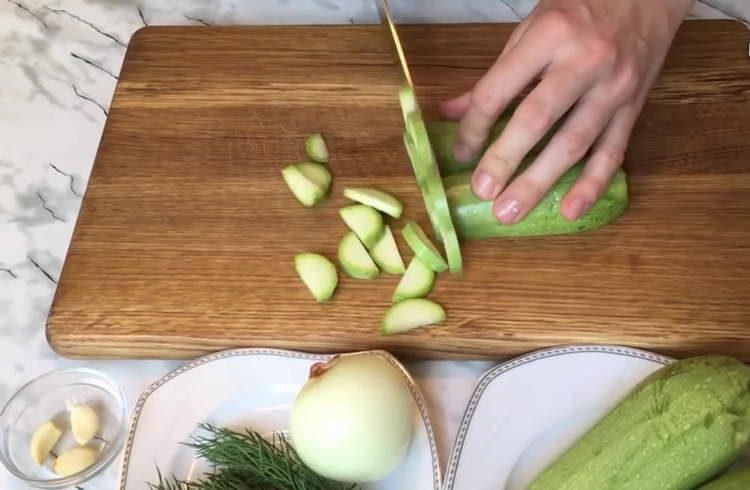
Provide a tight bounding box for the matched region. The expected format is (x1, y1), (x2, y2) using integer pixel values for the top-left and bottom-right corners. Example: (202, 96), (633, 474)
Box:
(119, 349), (440, 489)
(443, 345), (673, 490)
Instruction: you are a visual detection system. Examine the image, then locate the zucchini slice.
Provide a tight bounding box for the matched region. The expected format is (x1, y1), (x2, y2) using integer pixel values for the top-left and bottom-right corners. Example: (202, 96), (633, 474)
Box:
(343, 187), (403, 219)
(382, 298), (446, 335)
(296, 162), (332, 193)
(370, 225), (405, 274)
(281, 164), (325, 207)
(399, 87), (463, 273)
(401, 221), (448, 273)
(295, 253), (338, 302)
(392, 257), (435, 302)
(338, 232), (379, 279)
(305, 133), (329, 164)
(339, 204), (384, 249)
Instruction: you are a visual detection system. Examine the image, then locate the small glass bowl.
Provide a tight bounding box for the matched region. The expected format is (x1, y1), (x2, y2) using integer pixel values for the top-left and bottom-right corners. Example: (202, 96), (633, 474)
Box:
(0, 368), (127, 488)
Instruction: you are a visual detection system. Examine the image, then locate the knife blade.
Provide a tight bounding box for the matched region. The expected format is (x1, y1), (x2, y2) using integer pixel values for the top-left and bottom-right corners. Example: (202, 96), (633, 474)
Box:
(375, 0), (414, 88)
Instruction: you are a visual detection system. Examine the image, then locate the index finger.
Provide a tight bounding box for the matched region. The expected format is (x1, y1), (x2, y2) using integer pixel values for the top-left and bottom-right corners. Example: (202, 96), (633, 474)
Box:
(453, 24), (554, 164)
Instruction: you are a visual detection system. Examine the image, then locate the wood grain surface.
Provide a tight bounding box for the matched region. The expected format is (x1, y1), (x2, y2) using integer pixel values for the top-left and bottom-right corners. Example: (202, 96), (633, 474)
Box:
(48, 21), (750, 360)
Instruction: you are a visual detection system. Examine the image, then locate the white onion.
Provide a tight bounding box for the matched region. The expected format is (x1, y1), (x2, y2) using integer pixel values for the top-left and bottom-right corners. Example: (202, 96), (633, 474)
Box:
(290, 353), (414, 482)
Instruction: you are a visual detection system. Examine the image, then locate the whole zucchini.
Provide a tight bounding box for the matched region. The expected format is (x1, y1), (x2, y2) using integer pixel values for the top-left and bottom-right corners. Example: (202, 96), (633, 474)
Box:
(444, 164), (628, 239)
(699, 467), (750, 490)
(426, 117), (560, 176)
(529, 356), (750, 490)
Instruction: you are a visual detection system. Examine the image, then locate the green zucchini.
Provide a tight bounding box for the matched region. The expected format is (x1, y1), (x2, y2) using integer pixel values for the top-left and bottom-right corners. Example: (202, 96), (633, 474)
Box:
(444, 165), (628, 239)
(401, 221), (448, 273)
(392, 257), (435, 303)
(400, 88), (463, 274)
(370, 225), (405, 275)
(339, 204), (384, 249)
(381, 298), (446, 335)
(294, 253), (337, 302)
(700, 468), (750, 490)
(337, 231), (379, 280)
(305, 133), (329, 164)
(529, 356), (750, 490)
(426, 113), (560, 176)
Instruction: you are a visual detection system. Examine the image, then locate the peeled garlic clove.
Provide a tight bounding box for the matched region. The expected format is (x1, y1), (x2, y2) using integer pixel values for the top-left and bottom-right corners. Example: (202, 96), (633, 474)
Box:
(30, 421), (63, 465)
(53, 447), (99, 476)
(70, 405), (100, 446)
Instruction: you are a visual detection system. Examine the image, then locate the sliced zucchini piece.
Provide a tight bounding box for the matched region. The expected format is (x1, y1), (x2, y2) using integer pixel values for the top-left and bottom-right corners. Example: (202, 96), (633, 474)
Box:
(398, 86), (418, 125)
(399, 87), (463, 274)
(305, 133), (329, 164)
(393, 257), (435, 302)
(370, 225), (405, 274)
(297, 162), (332, 193)
(382, 298), (446, 335)
(343, 187), (403, 219)
(338, 232), (379, 279)
(281, 164), (324, 207)
(401, 221), (448, 273)
(295, 253), (338, 302)
(339, 204), (384, 249)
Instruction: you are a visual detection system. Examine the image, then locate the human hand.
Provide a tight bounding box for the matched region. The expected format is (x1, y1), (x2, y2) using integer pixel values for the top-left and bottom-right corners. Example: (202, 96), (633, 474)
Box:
(441, 0), (693, 223)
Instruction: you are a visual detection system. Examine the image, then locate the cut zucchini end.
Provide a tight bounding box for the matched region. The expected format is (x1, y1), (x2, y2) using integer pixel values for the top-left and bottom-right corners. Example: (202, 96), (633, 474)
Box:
(399, 86), (418, 121)
(382, 299), (446, 335)
(339, 204), (385, 249)
(401, 221), (448, 273)
(392, 257), (435, 302)
(296, 162), (332, 194)
(343, 187), (404, 219)
(337, 232), (380, 279)
(305, 133), (329, 164)
(294, 253), (338, 302)
(371, 226), (406, 275)
(281, 165), (324, 207)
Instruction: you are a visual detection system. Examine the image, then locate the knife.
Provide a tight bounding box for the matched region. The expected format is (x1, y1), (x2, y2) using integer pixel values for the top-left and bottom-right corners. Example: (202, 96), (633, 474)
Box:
(375, 0), (414, 88)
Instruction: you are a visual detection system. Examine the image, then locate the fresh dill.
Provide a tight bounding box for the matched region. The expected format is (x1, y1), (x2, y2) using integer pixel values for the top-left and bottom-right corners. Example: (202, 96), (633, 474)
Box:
(148, 424), (356, 490)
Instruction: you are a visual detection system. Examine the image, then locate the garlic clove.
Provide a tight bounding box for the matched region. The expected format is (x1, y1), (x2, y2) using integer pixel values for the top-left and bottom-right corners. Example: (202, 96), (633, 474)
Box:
(30, 421), (63, 465)
(53, 446), (99, 477)
(70, 405), (100, 446)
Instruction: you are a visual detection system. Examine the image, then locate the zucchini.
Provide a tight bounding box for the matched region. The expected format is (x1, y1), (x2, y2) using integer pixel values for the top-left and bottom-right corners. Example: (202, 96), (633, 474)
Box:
(281, 165), (326, 207)
(401, 221), (448, 273)
(427, 114), (561, 176)
(305, 133), (329, 164)
(400, 88), (463, 274)
(370, 225), (405, 274)
(294, 253), (338, 302)
(296, 162), (332, 193)
(344, 187), (403, 219)
(427, 118), (509, 176)
(381, 298), (446, 335)
(445, 165), (628, 239)
(392, 257), (435, 302)
(337, 232), (379, 280)
(339, 204), (384, 249)
(700, 468), (750, 490)
(529, 356), (750, 490)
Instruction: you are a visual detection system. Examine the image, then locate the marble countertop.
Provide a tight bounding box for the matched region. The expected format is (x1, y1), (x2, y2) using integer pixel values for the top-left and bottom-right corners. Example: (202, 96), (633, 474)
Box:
(1, 1), (747, 488)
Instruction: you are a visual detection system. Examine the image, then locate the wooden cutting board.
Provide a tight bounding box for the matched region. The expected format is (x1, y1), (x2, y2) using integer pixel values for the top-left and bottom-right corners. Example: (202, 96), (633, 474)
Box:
(48, 21), (750, 360)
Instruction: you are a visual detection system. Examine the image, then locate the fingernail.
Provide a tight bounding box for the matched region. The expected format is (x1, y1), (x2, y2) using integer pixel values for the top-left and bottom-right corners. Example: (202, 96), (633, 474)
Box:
(454, 142), (475, 163)
(472, 170), (501, 200)
(567, 197), (592, 220)
(495, 198), (521, 224)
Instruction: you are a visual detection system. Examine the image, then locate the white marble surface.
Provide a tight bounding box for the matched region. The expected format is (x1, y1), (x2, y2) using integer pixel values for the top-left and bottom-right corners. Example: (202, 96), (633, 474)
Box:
(0, 1), (748, 488)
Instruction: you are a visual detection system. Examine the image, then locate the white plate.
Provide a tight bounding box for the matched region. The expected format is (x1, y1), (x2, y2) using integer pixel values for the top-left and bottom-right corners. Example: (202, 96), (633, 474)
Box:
(443, 345), (673, 490)
(119, 349), (440, 490)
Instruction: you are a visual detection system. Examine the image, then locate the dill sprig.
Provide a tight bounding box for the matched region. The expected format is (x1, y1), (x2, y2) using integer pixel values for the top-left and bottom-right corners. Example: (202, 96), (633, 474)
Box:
(148, 424), (356, 490)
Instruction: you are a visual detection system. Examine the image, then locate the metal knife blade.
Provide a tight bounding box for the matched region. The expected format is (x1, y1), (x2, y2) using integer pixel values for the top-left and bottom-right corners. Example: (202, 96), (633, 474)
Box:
(375, 0), (414, 88)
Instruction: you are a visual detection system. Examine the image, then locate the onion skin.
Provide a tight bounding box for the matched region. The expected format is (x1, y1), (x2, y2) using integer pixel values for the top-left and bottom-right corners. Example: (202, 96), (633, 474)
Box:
(290, 353), (414, 483)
